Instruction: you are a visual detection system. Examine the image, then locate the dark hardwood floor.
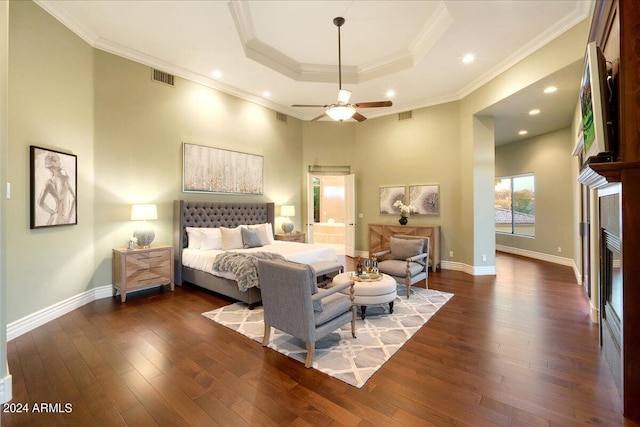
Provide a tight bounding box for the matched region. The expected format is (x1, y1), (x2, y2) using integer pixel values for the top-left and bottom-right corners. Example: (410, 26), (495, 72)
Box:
(3, 253), (637, 426)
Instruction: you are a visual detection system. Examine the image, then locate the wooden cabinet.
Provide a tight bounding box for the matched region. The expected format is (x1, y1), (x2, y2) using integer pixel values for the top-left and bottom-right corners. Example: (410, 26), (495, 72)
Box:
(112, 245), (174, 302)
(275, 233), (305, 243)
(369, 224), (440, 271)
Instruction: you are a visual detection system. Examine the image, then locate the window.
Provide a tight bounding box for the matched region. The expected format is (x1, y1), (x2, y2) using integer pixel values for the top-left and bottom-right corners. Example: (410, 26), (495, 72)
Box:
(495, 174), (535, 236)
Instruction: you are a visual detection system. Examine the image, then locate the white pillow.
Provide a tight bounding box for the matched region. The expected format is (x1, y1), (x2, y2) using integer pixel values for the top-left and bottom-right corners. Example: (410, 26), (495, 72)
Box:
(265, 223), (275, 243)
(199, 228), (223, 250)
(220, 226), (244, 250)
(186, 227), (202, 249)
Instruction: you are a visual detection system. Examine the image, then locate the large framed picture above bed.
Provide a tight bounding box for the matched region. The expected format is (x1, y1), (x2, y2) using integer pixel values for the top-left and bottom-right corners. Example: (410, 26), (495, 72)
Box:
(182, 142), (263, 194)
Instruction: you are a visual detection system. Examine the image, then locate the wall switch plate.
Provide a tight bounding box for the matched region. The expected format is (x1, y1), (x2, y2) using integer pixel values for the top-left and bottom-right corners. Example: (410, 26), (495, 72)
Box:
(482, 254), (487, 262)
(358, 213), (363, 218)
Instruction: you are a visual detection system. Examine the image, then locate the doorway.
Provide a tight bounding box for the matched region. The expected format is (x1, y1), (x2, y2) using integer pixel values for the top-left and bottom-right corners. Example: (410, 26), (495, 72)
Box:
(307, 173), (356, 257)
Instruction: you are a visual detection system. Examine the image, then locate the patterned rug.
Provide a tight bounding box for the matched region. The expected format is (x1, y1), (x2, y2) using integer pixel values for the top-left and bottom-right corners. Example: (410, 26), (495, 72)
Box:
(202, 287), (453, 388)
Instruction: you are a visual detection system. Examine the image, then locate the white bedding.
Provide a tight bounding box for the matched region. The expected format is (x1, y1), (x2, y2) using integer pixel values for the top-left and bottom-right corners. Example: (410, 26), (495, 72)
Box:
(182, 240), (337, 280)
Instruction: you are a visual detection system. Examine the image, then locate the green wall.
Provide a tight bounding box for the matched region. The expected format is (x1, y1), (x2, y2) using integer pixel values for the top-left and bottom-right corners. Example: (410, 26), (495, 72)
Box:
(5, 1), (304, 323)
(1, 0), (9, 386)
(7, 0), (95, 322)
(92, 51), (303, 285)
(495, 128), (576, 257)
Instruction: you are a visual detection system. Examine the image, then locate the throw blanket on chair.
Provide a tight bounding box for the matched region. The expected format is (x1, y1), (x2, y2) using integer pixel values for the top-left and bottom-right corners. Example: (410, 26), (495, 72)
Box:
(212, 251), (286, 292)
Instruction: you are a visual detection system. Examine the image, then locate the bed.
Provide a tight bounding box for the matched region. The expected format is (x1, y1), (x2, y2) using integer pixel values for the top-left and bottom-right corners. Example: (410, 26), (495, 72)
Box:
(173, 200), (338, 307)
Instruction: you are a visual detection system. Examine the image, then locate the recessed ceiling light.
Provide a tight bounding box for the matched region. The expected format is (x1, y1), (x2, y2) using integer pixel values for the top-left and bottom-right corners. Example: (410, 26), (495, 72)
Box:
(462, 54), (475, 64)
(544, 86), (557, 94)
(386, 90), (396, 98)
(212, 70), (222, 79)
(519, 130), (528, 135)
(529, 109), (541, 115)
(262, 91), (271, 98)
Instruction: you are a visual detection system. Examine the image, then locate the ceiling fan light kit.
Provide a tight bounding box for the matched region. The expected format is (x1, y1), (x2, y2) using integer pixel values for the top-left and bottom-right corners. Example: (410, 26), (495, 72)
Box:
(326, 105), (356, 121)
(292, 17), (392, 122)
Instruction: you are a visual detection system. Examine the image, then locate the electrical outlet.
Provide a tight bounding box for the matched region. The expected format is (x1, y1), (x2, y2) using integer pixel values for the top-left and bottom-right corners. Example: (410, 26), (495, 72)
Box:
(482, 254), (487, 262)
(449, 251), (453, 258)
(557, 247), (562, 253)
(358, 213), (363, 218)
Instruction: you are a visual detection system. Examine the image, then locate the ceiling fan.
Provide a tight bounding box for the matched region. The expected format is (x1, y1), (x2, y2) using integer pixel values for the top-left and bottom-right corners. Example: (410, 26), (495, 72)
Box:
(292, 17), (392, 122)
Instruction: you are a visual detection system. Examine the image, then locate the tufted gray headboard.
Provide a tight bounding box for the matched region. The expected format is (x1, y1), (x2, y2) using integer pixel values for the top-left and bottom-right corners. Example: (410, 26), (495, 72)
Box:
(173, 200), (275, 284)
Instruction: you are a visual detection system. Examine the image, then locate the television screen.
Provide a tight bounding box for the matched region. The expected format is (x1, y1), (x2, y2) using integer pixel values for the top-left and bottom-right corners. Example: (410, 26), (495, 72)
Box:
(579, 41), (613, 163)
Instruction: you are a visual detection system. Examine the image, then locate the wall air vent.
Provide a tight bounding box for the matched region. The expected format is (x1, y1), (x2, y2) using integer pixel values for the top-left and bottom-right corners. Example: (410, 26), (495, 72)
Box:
(152, 69), (175, 87)
(398, 111), (412, 120)
(276, 112), (288, 123)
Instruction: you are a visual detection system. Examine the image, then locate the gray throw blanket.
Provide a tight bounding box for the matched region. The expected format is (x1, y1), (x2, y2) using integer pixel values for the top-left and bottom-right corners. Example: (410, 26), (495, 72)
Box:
(212, 251), (286, 292)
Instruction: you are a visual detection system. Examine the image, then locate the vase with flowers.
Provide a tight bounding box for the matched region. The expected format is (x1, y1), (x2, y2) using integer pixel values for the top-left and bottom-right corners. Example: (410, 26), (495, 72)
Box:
(393, 200), (417, 225)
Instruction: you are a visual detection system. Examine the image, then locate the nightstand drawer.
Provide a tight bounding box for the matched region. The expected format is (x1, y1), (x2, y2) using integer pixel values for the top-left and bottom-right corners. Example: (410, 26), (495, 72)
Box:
(112, 245), (174, 302)
(275, 233), (305, 243)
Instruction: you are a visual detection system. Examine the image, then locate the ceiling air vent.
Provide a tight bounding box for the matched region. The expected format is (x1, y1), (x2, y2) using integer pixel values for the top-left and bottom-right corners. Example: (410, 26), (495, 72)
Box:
(276, 112), (288, 123)
(152, 69), (175, 87)
(398, 111), (412, 120)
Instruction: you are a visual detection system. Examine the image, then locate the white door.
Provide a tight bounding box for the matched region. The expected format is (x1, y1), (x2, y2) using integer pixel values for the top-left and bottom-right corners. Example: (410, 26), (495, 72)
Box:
(306, 173), (316, 243)
(344, 174), (356, 257)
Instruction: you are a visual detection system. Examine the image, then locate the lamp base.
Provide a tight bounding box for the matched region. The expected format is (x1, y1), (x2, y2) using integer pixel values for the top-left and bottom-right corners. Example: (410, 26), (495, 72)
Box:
(281, 221), (294, 234)
(134, 229), (155, 248)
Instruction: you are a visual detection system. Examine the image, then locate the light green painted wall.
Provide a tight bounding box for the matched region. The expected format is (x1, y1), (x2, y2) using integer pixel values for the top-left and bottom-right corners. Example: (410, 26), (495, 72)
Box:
(495, 128), (576, 257)
(7, 1), (95, 322)
(301, 103), (460, 258)
(459, 19), (590, 267)
(93, 50), (304, 286)
(4, 1), (304, 324)
(352, 103), (460, 255)
(1, 0), (9, 383)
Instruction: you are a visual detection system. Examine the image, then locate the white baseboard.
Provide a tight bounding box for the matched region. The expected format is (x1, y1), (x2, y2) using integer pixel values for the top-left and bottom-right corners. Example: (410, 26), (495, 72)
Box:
(7, 285), (113, 341)
(440, 261), (496, 276)
(0, 370), (11, 403)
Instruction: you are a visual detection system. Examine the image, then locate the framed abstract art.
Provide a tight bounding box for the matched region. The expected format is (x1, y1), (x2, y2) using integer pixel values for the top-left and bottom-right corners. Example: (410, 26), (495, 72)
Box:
(409, 184), (440, 215)
(182, 142), (263, 194)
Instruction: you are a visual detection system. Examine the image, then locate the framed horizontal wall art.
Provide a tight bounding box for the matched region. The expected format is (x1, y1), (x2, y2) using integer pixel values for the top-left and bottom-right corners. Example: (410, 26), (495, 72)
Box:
(183, 142), (263, 194)
(30, 145), (77, 229)
(409, 184), (440, 215)
(379, 186), (405, 215)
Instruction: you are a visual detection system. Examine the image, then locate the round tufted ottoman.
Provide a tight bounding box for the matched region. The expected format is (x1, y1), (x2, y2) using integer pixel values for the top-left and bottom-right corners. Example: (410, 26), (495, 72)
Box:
(330, 272), (397, 319)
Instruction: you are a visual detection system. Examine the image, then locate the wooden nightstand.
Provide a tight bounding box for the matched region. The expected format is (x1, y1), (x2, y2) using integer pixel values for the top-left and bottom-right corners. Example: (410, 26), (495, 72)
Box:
(112, 245), (174, 302)
(275, 233), (305, 243)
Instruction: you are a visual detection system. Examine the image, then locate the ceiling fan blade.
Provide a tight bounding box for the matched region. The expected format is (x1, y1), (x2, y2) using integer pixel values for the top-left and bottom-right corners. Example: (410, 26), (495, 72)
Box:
(354, 101), (393, 108)
(352, 112), (367, 122)
(292, 104), (328, 108)
(312, 112), (328, 121)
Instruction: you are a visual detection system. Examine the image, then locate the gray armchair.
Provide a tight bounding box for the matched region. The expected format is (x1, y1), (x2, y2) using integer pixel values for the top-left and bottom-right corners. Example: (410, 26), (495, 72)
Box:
(374, 235), (430, 298)
(257, 259), (356, 368)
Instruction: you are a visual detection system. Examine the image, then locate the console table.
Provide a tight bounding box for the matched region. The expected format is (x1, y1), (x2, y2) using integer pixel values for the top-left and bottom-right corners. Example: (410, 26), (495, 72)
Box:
(369, 224), (441, 271)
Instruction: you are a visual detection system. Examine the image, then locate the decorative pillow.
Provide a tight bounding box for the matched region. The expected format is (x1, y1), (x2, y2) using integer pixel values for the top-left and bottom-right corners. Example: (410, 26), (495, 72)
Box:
(265, 223), (275, 243)
(241, 227), (263, 249)
(248, 224), (271, 246)
(390, 237), (424, 260)
(199, 228), (223, 250)
(185, 227), (202, 249)
(220, 227), (244, 250)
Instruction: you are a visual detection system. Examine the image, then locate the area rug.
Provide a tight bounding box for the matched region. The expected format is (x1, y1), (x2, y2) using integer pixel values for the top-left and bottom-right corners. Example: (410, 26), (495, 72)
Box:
(202, 287), (453, 388)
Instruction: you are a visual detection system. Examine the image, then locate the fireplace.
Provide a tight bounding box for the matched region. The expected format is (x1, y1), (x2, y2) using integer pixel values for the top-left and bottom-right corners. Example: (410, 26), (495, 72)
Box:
(599, 186), (622, 393)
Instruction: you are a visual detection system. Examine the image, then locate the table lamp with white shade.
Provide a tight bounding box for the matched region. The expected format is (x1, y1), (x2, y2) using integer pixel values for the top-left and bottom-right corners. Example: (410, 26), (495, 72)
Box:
(131, 204), (157, 248)
(280, 205), (295, 234)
